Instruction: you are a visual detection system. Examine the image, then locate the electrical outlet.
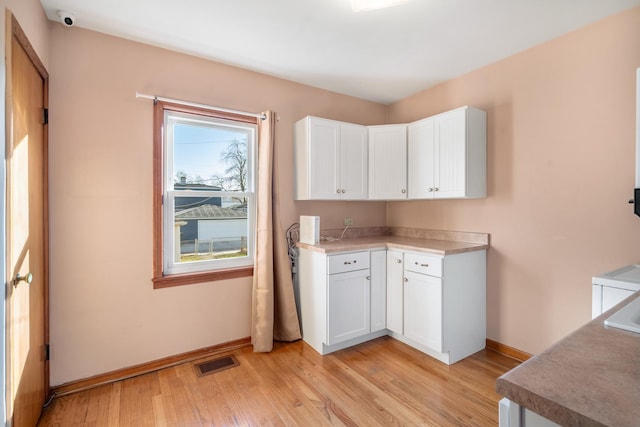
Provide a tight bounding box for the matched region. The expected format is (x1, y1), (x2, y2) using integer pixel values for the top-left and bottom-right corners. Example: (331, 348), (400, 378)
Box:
(344, 217), (353, 226)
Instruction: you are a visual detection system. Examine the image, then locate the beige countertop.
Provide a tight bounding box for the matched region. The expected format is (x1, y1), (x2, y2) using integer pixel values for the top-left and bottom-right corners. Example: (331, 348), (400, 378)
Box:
(496, 294), (640, 427)
(296, 235), (488, 256)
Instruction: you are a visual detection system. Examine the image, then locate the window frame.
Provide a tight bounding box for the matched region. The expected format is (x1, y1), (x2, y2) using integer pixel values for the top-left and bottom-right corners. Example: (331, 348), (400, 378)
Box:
(152, 101), (257, 288)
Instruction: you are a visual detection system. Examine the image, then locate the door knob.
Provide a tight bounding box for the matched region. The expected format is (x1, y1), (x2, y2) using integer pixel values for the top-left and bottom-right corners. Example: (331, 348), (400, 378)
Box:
(14, 272), (33, 287)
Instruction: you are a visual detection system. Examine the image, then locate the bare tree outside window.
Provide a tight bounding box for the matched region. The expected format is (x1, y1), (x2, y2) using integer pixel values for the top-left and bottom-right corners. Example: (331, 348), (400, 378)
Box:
(210, 138), (248, 205)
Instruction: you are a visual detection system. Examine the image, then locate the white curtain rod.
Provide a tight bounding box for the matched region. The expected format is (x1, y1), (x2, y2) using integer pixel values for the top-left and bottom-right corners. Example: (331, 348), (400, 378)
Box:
(135, 92), (266, 120)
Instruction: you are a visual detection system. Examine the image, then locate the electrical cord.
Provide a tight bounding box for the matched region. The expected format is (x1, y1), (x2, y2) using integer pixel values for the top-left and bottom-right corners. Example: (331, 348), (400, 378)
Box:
(320, 224), (349, 241)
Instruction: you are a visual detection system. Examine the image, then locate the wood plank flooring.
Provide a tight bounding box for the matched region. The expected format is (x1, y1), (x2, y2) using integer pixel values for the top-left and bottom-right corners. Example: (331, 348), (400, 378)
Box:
(38, 336), (520, 426)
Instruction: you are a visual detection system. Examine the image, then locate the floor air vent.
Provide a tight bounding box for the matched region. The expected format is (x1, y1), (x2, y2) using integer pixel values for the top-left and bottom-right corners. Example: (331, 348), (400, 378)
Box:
(194, 355), (239, 377)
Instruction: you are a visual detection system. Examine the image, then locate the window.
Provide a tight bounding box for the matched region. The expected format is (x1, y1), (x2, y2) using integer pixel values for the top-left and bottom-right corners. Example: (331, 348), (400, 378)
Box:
(153, 101), (257, 287)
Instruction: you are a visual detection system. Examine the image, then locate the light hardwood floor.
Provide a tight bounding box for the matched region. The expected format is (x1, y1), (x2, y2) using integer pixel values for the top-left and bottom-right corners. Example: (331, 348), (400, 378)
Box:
(38, 337), (520, 426)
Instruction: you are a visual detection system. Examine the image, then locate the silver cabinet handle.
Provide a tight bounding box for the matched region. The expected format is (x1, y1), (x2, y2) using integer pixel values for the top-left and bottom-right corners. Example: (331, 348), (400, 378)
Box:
(428, 188), (433, 192)
(342, 189), (346, 193)
(434, 187), (439, 191)
(343, 260), (357, 265)
(396, 259), (402, 263)
(403, 278), (408, 282)
(366, 276), (371, 280)
(14, 272), (33, 287)
(337, 189), (341, 193)
(415, 262), (429, 267)
(401, 189), (406, 193)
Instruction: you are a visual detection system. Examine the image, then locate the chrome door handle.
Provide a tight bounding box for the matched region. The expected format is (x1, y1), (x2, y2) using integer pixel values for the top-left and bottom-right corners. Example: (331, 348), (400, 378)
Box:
(14, 272), (33, 287)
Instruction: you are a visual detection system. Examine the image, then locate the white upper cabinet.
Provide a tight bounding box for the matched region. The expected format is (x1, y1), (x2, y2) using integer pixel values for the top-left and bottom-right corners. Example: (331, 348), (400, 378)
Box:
(294, 107), (486, 201)
(368, 125), (407, 199)
(408, 106), (486, 199)
(294, 116), (368, 200)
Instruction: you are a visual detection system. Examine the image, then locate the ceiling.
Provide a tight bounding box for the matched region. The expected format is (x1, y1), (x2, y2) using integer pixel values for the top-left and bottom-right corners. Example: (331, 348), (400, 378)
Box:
(39, 0), (640, 104)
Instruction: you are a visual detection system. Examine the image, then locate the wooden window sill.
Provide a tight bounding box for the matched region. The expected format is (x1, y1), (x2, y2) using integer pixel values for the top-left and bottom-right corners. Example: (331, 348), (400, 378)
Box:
(153, 266), (254, 289)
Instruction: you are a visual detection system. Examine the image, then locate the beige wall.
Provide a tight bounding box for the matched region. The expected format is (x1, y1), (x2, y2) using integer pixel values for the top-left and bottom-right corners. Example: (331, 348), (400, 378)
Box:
(44, 4), (640, 384)
(3, 0), (50, 68)
(47, 26), (386, 385)
(388, 7), (640, 354)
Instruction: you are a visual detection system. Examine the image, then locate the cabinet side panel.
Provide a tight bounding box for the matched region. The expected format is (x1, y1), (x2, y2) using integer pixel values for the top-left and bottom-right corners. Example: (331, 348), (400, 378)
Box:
(386, 250), (404, 334)
(293, 118), (310, 200)
(370, 250), (387, 332)
(591, 285), (602, 319)
(298, 249), (328, 353)
(442, 250), (486, 363)
(465, 108), (487, 198)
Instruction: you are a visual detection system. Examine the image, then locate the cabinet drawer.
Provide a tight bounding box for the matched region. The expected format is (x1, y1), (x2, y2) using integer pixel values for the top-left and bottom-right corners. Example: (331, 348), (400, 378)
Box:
(328, 251), (370, 274)
(404, 252), (442, 277)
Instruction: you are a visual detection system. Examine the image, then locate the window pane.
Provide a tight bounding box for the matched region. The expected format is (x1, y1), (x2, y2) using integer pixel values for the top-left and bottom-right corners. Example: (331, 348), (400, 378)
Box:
(172, 120), (251, 192)
(173, 195), (249, 264)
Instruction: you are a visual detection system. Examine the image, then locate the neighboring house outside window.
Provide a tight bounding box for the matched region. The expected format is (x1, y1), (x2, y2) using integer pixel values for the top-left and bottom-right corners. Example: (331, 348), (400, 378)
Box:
(153, 101), (257, 288)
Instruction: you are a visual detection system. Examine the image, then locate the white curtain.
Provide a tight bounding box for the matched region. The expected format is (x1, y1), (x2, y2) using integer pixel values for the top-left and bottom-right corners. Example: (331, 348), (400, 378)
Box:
(251, 111), (301, 352)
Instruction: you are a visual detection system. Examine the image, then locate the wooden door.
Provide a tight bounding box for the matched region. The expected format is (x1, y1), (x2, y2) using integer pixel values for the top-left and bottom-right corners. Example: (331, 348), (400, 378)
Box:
(7, 15), (49, 426)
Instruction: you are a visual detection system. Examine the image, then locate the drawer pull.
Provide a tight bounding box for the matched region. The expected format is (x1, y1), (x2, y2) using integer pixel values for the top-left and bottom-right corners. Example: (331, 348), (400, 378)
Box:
(366, 276), (371, 280)
(396, 259), (402, 264)
(415, 262), (429, 267)
(343, 260), (357, 265)
(403, 278), (408, 282)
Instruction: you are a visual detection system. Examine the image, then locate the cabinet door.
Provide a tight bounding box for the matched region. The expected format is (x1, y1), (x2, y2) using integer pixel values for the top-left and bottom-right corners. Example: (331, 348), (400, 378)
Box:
(368, 125), (407, 200)
(407, 117), (435, 199)
(434, 109), (466, 198)
(308, 118), (341, 199)
(340, 123), (368, 200)
(404, 271), (443, 351)
(370, 250), (387, 332)
(386, 250), (404, 334)
(327, 269), (371, 345)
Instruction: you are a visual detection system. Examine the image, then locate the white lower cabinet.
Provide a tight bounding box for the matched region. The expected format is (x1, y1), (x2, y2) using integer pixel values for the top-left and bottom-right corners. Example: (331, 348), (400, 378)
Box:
(298, 248), (387, 355)
(299, 245), (486, 363)
(386, 249), (486, 365)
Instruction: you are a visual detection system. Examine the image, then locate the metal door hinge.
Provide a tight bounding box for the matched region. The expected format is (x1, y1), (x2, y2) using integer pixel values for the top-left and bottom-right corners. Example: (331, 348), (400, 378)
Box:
(42, 108), (49, 125)
(45, 344), (50, 361)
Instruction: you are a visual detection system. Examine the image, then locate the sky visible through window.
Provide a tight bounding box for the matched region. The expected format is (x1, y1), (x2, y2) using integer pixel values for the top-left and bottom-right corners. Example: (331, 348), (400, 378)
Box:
(173, 122), (247, 185)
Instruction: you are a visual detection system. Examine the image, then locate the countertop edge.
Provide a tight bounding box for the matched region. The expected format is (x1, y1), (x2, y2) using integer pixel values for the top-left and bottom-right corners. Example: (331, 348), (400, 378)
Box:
(296, 238), (488, 255)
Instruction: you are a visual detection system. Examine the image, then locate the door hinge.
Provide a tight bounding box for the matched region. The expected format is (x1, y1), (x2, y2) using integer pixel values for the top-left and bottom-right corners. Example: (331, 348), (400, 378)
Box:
(42, 108), (49, 125)
(44, 344), (50, 361)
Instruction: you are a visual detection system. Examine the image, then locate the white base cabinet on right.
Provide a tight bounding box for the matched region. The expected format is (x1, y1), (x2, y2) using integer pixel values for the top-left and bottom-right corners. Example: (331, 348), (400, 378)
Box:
(387, 249), (486, 365)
